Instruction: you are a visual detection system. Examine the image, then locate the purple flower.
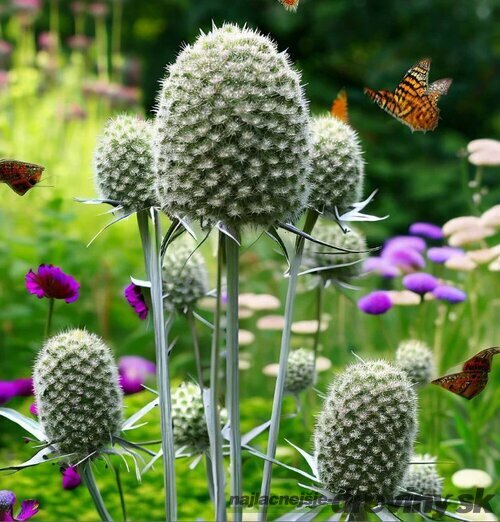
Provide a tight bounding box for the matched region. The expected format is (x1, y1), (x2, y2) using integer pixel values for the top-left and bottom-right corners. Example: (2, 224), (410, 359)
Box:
(124, 283), (148, 320)
(409, 222), (444, 240)
(61, 466), (81, 490)
(432, 285), (467, 304)
(25, 265), (80, 303)
(29, 403), (38, 416)
(402, 272), (438, 296)
(382, 248), (426, 272)
(0, 382), (17, 405)
(362, 257), (401, 278)
(118, 356), (156, 395)
(427, 247), (464, 264)
(384, 235), (426, 253)
(0, 378), (33, 405)
(358, 291), (393, 315)
(0, 490), (39, 521)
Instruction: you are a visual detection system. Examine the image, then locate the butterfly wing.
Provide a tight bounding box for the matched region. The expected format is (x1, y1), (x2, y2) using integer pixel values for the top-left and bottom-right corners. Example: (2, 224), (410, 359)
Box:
(330, 89), (349, 124)
(400, 58), (432, 97)
(462, 347), (500, 372)
(432, 371), (489, 400)
(0, 160), (44, 196)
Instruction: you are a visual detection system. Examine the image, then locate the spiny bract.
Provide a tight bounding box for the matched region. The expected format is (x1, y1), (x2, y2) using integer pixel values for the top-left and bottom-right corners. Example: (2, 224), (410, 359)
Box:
(395, 339), (435, 387)
(309, 115), (364, 215)
(285, 348), (315, 394)
(94, 114), (157, 212)
(33, 329), (123, 461)
(162, 238), (209, 312)
(304, 220), (367, 283)
(314, 360), (418, 500)
(402, 454), (444, 497)
(172, 382), (225, 450)
(155, 23), (311, 229)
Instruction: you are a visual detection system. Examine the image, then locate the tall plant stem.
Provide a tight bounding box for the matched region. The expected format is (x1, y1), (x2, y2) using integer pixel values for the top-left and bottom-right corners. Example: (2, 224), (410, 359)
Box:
(259, 210), (318, 521)
(45, 298), (55, 339)
(137, 210), (177, 521)
(82, 463), (113, 522)
(114, 466), (127, 522)
(111, 0), (123, 81)
(50, 0), (60, 50)
(208, 232), (227, 521)
(225, 233), (242, 521)
(312, 282), (324, 363)
(187, 309), (204, 387)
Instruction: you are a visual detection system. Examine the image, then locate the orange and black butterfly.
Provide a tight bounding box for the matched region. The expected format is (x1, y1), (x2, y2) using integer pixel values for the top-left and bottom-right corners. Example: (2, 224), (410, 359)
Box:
(0, 159), (45, 196)
(432, 347), (499, 400)
(364, 58), (453, 132)
(330, 89), (349, 124)
(278, 0), (299, 11)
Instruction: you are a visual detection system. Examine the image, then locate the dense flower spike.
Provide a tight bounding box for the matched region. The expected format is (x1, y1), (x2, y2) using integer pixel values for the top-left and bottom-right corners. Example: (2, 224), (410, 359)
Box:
(402, 454), (444, 497)
(94, 115), (157, 212)
(304, 221), (367, 283)
(308, 115), (364, 214)
(285, 348), (315, 394)
(25, 265), (80, 303)
(33, 330), (123, 461)
(395, 340), (435, 387)
(171, 382), (225, 451)
(155, 23), (311, 228)
(314, 360), (417, 499)
(162, 238), (209, 312)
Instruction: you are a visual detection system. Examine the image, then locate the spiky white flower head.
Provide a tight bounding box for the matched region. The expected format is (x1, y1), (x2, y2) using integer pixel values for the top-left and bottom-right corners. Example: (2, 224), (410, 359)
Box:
(402, 454), (444, 497)
(155, 23), (312, 229)
(395, 340), (435, 387)
(94, 114), (157, 212)
(162, 238), (209, 312)
(285, 348), (315, 394)
(304, 220), (367, 283)
(171, 381), (226, 450)
(308, 115), (364, 215)
(33, 329), (123, 461)
(314, 360), (418, 500)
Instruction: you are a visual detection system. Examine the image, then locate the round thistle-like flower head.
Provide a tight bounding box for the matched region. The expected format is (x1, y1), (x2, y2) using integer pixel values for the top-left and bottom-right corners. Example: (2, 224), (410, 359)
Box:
(308, 115), (364, 215)
(304, 221), (367, 283)
(155, 23), (311, 228)
(402, 454), (444, 497)
(395, 340), (435, 387)
(94, 114), (157, 212)
(171, 381), (225, 450)
(34, 329), (123, 461)
(285, 348), (315, 394)
(314, 360), (418, 500)
(162, 238), (209, 312)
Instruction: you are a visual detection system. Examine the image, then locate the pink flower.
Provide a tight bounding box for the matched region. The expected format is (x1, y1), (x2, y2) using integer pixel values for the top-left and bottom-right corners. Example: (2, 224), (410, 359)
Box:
(124, 283), (148, 320)
(0, 490), (39, 521)
(118, 356), (156, 395)
(25, 265), (80, 303)
(61, 466), (81, 490)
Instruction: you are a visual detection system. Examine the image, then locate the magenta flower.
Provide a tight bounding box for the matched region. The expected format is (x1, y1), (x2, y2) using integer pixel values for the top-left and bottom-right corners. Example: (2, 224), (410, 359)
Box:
(402, 272), (438, 296)
(0, 382), (17, 405)
(432, 285), (467, 304)
(25, 265), (80, 303)
(0, 490), (39, 521)
(382, 248), (425, 272)
(29, 403), (38, 416)
(358, 291), (393, 315)
(61, 466), (81, 490)
(409, 222), (444, 240)
(384, 235), (426, 253)
(118, 356), (156, 395)
(427, 247), (464, 264)
(0, 378), (33, 405)
(124, 283), (148, 320)
(362, 257), (401, 279)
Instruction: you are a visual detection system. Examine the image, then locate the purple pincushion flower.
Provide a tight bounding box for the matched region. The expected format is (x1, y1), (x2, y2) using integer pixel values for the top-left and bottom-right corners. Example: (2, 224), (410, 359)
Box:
(0, 378), (33, 405)
(384, 235), (426, 253)
(409, 222), (444, 240)
(382, 248), (425, 272)
(432, 285), (467, 304)
(61, 466), (81, 490)
(402, 272), (438, 296)
(427, 247), (464, 264)
(358, 291), (393, 315)
(362, 257), (401, 279)
(118, 356), (156, 395)
(0, 490), (39, 521)
(124, 283), (149, 320)
(25, 265), (80, 303)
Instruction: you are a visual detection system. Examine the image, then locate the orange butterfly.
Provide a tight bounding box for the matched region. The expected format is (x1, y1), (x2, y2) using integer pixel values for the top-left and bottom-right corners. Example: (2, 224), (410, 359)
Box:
(0, 159), (45, 196)
(364, 58), (452, 132)
(278, 0), (299, 11)
(432, 347), (500, 400)
(330, 89), (349, 124)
